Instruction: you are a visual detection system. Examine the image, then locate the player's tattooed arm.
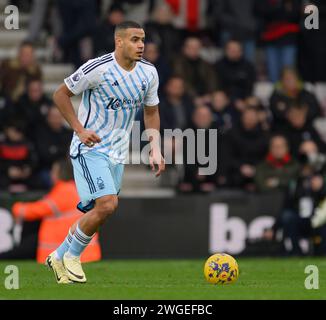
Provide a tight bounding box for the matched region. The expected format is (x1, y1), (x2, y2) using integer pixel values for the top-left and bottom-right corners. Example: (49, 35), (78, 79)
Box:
(144, 105), (165, 177)
(53, 83), (101, 147)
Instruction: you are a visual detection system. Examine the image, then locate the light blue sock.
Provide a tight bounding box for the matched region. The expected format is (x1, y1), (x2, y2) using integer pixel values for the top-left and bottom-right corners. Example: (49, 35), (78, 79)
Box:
(67, 224), (93, 257)
(55, 229), (73, 260)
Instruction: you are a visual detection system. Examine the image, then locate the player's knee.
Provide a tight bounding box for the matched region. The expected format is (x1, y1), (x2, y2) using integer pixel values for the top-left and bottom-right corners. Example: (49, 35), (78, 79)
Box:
(96, 196), (118, 221)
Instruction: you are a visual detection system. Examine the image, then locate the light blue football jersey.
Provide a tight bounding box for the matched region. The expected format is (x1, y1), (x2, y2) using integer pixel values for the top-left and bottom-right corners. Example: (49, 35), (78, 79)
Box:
(64, 52), (159, 164)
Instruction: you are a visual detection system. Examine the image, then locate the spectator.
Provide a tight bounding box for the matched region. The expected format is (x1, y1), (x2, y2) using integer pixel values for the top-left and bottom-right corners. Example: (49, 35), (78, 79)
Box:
(25, 0), (49, 43)
(209, 90), (239, 134)
(255, 135), (300, 192)
(0, 120), (38, 193)
(159, 76), (194, 132)
(279, 103), (326, 158)
(173, 37), (217, 97)
(0, 41), (42, 102)
(93, 5), (125, 56)
(34, 107), (72, 189)
(7, 159), (101, 263)
(298, 140), (326, 176)
(111, 0), (155, 25)
(222, 107), (270, 190)
(144, 3), (182, 63)
(178, 105), (219, 193)
(159, 76), (194, 167)
(215, 40), (256, 101)
(245, 95), (272, 131)
(0, 93), (15, 133)
(256, 0), (302, 82)
(270, 68), (321, 130)
(211, 0), (258, 62)
(164, 0), (210, 34)
(15, 78), (52, 138)
(143, 42), (171, 91)
(56, 0), (97, 67)
(268, 140), (326, 255)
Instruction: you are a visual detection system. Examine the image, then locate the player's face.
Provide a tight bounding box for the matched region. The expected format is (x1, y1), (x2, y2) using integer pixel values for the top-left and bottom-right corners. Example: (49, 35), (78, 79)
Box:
(122, 28), (145, 61)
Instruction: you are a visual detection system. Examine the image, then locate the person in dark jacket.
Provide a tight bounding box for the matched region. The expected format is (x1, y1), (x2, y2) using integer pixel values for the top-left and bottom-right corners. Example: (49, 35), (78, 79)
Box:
(144, 3), (182, 64)
(270, 68), (321, 130)
(222, 107), (270, 190)
(142, 41), (171, 92)
(0, 119), (38, 193)
(34, 107), (72, 188)
(279, 103), (326, 158)
(255, 134), (300, 192)
(256, 0), (302, 82)
(173, 37), (218, 97)
(209, 90), (239, 134)
(159, 76), (194, 132)
(14, 78), (52, 138)
(178, 105), (220, 193)
(56, 0), (97, 68)
(0, 41), (42, 102)
(0, 92), (15, 132)
(211, 0), (258, 62)
(93, 5), (125, 56)
(267, 140), (326, 255)
(215, 39), (256, 100)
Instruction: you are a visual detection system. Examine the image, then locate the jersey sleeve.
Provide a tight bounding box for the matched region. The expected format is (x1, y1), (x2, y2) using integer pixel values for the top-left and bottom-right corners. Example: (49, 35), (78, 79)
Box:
(144, 67), (160, 107)
(64, 58), (102, 95)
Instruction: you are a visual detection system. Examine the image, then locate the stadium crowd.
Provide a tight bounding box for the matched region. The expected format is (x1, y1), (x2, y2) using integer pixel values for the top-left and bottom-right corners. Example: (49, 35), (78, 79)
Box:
(1, 0), (326, 254)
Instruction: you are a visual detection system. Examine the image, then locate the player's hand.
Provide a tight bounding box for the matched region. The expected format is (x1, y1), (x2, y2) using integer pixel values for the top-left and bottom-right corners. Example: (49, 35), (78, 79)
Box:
(149, 149), (165, 177)
(77, 128), (101, 147)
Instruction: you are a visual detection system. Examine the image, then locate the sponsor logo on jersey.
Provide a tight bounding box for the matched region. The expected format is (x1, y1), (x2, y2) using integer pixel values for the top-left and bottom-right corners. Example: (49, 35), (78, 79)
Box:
(106, 97), (142, 110)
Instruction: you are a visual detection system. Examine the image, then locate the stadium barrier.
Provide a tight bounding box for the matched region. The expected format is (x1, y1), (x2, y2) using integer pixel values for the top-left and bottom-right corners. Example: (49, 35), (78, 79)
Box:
(0, 191), (284, 259)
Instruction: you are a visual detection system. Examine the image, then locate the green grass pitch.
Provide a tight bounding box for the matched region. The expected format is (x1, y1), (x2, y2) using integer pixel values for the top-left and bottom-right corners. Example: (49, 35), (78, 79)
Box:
(0, 258), (325, 299)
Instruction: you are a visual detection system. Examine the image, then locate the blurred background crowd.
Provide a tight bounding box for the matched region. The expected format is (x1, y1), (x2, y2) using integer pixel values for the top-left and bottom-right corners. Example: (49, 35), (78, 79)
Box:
(1, 0), (326, 255)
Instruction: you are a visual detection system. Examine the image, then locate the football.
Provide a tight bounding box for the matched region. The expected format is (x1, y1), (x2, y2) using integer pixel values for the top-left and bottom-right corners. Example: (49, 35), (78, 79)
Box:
(204, 253), (239, 285)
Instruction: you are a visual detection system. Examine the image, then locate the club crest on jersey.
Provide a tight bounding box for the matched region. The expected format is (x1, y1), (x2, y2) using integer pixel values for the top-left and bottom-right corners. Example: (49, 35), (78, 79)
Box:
(141, 79), (147, 91)
(96, 177), (105, 190)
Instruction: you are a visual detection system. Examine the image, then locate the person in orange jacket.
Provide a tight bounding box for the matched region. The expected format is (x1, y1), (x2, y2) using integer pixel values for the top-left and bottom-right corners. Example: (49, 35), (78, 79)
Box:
(12, 158), (101, 282)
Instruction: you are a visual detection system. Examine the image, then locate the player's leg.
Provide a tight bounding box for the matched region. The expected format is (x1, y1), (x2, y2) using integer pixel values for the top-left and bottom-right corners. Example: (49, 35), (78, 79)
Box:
(46, 227), (75, 284)
(54, 228), (74, 259)
(53, 151), (111, 254)
(63, 157), (123, 239)
(72, 194), (118, 234)
(63, 195), (118, 283)
(62, 151), (120, 282)
(45, 158), (90, 284)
